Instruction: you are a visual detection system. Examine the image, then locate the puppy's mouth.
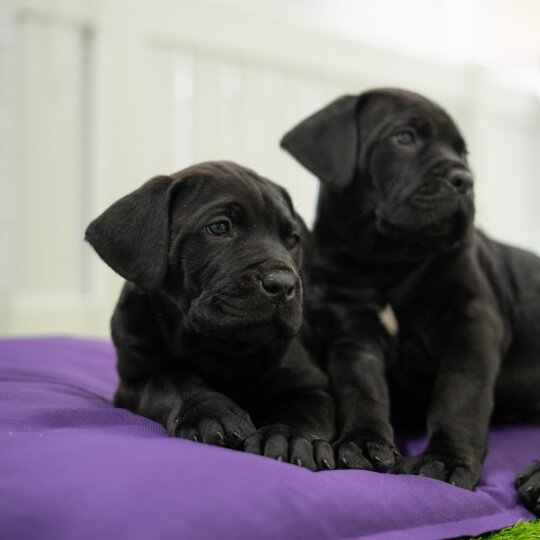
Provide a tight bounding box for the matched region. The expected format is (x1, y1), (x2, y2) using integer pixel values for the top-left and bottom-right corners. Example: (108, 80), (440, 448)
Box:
(188, 295), (303, 343)
(376, 189), (474, 248)
(378, 213), (456, 238)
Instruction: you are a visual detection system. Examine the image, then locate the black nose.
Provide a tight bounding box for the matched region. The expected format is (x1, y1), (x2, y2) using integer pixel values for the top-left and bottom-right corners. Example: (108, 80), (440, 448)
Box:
(261, 270), (296, 303)
(447, 169), (473, 192)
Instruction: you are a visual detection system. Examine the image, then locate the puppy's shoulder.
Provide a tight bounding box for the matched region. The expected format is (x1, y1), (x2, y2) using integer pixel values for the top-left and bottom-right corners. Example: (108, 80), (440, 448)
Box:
(477, 229), (540, 300)
(111, 282), (169, 349)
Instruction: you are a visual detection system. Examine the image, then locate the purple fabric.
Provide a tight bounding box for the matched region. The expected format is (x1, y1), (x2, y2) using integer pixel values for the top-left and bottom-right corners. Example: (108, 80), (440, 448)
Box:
(0, 337), (536, 540)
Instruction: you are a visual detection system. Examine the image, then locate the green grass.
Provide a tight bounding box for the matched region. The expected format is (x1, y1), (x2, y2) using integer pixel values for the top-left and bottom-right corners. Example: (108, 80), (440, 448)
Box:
(469, 520), (540, 539)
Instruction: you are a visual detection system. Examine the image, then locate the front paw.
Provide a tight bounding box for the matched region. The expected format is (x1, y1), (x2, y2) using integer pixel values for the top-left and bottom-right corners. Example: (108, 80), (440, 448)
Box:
(334, 431), (400, 471)
(169, 397), (255, 449)
(515, 461), (540, 515)
(392, 452), (481, 490)
(244, 425), (335, 471)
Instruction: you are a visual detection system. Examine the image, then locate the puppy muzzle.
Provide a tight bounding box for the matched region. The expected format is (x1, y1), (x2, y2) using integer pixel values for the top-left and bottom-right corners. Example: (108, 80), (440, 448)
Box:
(258, 266), (299, 305)
(413, 166), (473, 204)
(187, 260), (303, 342)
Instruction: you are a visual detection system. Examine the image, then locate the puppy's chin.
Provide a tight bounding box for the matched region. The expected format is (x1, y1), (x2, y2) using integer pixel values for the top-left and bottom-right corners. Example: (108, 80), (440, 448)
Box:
(188, 302), (302, 345)
(376, 198), (474, 250)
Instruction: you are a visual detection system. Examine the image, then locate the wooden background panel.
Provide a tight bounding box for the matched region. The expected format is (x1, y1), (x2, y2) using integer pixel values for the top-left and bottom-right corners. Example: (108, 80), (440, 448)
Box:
(16, 20), (89, 301)
(4, 0), (540, 337)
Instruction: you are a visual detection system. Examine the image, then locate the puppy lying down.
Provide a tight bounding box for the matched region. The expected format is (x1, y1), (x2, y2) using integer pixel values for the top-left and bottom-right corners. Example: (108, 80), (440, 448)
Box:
(282, 88), (540, 513)
(85, 161), (335, 470)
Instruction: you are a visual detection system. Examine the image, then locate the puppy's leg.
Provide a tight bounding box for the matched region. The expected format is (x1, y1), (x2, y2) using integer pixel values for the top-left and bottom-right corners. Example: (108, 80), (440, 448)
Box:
(329, 336), (399, 472)
(245, 390), (336, 471)
(111, 284), (255, 448)
(116, 369), (256, 449)
(393, 303), (502, 489)
(492, 299), (540, 513)
(514, 407), (540, 515)
(516, 461), (540, 516)
(496, 348), (540, 514)
(244, 340), (336, 471)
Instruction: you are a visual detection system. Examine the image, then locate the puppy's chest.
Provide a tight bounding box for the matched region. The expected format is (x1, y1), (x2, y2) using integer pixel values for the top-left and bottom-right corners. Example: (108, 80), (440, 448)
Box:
(389, 307), (440, 388)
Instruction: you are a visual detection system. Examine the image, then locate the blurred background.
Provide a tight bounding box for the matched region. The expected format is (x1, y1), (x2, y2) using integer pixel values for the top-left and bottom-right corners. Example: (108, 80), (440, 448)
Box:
(1, 0), (540, 336)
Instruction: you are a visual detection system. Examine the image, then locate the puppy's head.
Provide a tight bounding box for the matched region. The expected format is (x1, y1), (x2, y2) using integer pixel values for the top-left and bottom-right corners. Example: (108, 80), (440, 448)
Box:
(281, 88), (474, 251)
(86, 161), (311, 345)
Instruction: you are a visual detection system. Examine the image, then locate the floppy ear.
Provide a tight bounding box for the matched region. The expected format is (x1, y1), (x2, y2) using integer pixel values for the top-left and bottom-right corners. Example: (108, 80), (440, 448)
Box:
(280, 95), (360, 188)
(85, 175), (178, 292)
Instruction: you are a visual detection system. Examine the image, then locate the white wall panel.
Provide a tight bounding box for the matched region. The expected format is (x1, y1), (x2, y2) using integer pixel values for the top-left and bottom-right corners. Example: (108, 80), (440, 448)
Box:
(17, 20), (88, 300)
(5, 0), (540, 337)
(477, 121), (539, 248)
(217, 63), (242, 162)
(172, 53), (195, 170)
(137, 46), (177, 179)
(0, 0), (17, 332)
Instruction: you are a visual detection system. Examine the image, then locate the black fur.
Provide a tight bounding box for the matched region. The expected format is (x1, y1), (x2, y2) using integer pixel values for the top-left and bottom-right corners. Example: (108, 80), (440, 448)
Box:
(282, 88), (540, 511)
(86, 161), (335, 471)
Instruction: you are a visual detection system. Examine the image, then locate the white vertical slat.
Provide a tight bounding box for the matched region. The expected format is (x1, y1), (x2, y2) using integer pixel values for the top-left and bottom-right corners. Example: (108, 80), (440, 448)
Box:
(463, 70), (502, 240)
(192, 55), (222, 162)
(138, 46), (177, 179)
(0, 0), (17, 334)
(87, 0), (150, 336)
(137, 47), (195, 177)
(78, 26), (94, 299)
(172, 52), (195, 171)
(237, 65), (266, 170)
(478, 121), (538, 249)
(17, 20), (87, 301)
(255, 69), (288, 174)
(216, 62), (242, 162)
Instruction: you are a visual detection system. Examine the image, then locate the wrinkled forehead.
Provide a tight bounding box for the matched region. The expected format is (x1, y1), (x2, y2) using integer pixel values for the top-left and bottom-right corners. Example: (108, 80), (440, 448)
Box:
(170, 167), (296, 229)
(360, 91), (462, 140)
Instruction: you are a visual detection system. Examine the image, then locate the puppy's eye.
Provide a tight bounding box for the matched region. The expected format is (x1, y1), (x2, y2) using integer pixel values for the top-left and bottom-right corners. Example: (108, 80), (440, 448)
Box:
(206, 220), (231, 236)
(393, 130), (415, 146)
(286, 234), (300, 250)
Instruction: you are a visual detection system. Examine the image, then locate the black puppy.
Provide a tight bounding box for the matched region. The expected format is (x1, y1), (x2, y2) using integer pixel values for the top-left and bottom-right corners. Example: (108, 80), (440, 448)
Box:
(281, 89), (540, 511)
(85, 161), (335, 470)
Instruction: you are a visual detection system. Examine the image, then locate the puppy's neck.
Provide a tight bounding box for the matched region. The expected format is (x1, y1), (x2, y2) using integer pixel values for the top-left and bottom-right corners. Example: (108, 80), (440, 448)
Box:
(314, 196), (418, 265)
(178, 330), (293, 396)
(147, 288), (291, 364)
(314, 190), (470, 264)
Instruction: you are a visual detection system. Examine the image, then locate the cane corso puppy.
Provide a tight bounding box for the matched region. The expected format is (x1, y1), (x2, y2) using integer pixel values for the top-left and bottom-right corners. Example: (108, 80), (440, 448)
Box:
(281, 88), (540, 512)
(85, 161), (335, 470)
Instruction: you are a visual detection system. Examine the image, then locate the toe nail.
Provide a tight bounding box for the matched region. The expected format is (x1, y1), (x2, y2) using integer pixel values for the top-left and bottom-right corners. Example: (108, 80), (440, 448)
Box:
(322, 458), (331, 469)
(341, 457), (349, 466)
(373, 456), (383, 463)
(296, 458), (303, 466)
(526, 486), (534, 493)
(232, 431), (242, 440)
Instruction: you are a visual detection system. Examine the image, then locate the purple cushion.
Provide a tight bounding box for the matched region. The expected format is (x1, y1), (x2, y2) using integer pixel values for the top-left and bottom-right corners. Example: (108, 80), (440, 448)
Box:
(0, 337), (536, 540)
